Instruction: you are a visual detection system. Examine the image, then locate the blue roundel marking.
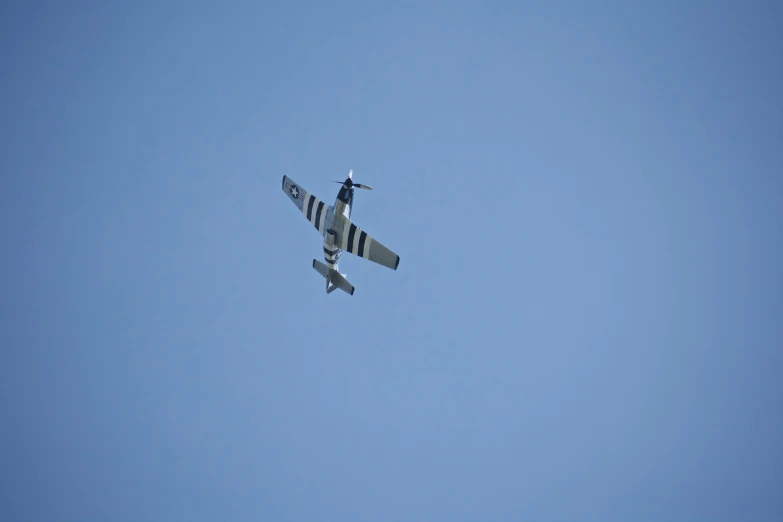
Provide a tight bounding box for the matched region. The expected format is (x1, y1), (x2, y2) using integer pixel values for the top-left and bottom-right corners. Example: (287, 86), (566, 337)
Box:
(289, 185), (299, 198)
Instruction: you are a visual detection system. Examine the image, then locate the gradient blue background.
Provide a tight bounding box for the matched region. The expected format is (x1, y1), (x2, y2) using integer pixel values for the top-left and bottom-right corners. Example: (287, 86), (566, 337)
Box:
(2, 2), (781, 520)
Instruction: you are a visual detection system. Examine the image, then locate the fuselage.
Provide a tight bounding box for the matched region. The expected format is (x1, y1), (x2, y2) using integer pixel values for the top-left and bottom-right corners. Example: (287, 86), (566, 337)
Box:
(321, 177), (353, 271)
(334, 181), (353, 220)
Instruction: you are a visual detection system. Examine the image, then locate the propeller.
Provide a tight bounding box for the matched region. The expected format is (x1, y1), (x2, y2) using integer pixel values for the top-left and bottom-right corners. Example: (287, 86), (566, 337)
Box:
(330, 169), (374, 190)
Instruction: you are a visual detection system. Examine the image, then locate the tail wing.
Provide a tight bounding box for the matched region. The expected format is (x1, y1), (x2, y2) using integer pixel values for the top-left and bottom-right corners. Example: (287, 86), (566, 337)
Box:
(312, 259), (355, 295)
(328, 270), (355, 296)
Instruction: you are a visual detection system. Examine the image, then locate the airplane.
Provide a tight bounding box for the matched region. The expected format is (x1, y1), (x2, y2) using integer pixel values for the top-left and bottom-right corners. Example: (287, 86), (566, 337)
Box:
(281, 170), (400, 295)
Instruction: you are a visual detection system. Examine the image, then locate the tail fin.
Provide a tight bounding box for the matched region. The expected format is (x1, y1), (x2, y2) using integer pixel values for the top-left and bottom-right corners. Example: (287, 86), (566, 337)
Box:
(312, 259), (355, 295)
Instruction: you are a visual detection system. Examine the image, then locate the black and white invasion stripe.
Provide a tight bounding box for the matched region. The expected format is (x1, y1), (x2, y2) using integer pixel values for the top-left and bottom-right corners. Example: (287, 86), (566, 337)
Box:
(340, 221), (373, 260)
(302, 191), (328, 234)
(323, 246), (340, 267)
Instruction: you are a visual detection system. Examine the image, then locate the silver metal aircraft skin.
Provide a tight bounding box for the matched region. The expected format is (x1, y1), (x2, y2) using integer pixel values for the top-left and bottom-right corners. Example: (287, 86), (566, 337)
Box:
(281, 170), (400, 295)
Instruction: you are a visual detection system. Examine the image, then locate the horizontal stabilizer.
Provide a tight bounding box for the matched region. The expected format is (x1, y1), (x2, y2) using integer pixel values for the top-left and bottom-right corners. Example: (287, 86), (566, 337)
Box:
(329, 270), (355, 296)
(312, 259), (355, 296)
(312, 259), (329, 278)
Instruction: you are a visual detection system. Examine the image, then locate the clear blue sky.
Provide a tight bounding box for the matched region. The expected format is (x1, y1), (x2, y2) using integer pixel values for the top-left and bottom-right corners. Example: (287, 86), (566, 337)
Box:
(2, 2), (781, 521)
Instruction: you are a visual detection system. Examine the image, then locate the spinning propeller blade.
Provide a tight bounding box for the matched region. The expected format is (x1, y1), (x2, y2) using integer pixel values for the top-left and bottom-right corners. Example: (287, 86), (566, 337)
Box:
(329, 170), (373, 190)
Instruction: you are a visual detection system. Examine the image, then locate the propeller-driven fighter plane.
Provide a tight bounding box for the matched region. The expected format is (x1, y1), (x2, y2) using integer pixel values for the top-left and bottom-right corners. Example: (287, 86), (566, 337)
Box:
(281, 170), (400, 295)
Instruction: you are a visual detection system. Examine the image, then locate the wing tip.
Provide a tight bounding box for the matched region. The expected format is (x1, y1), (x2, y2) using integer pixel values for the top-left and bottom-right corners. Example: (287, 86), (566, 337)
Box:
(394, 255), (400, 270)
(281, 175), (286, 190)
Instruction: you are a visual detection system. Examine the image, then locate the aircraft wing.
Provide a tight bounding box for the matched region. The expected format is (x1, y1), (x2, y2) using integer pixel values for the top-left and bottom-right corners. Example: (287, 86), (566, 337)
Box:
(332, 215), (400, 270)
(281, 175), (330, 234)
